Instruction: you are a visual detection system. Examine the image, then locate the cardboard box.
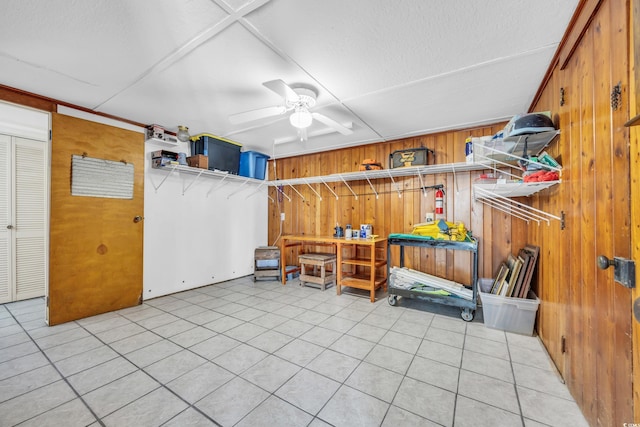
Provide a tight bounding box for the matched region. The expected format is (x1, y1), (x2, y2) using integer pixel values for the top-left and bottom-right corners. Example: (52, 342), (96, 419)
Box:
(151, 150), (178, 168)
(146, 124), (165, 140)
(187, 154), (208, 169)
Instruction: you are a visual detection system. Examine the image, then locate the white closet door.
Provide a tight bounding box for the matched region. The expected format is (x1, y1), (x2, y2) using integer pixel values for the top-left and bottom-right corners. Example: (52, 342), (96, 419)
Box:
(0, 135), (10, 303)
(14, 137), (47, 301)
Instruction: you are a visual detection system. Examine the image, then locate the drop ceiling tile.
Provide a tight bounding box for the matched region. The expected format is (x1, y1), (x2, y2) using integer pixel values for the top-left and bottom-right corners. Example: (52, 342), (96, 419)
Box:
(98, 22), (353, 137)
(345, 46), (557, 139)
(0, 0), (228, 108)
(244, 0), (578, 99)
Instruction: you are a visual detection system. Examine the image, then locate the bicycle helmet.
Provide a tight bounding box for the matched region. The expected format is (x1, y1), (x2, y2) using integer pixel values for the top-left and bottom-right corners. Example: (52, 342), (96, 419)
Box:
(504, 113), (556, 137)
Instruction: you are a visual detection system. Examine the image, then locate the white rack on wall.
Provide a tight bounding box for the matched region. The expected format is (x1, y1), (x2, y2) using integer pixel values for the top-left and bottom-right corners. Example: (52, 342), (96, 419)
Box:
(150, 164), (268, 199)
(265, 161), (489, 201)
(145, 136), (179, 147)
(471, 130), (564, 227)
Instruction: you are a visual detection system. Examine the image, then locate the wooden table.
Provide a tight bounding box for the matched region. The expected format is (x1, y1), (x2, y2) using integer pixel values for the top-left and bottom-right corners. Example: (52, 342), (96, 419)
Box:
(280, 235), (388, 302)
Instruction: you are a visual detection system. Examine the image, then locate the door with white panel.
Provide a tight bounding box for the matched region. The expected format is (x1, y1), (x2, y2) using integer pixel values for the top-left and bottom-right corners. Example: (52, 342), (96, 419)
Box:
(0, 133), (48, 303)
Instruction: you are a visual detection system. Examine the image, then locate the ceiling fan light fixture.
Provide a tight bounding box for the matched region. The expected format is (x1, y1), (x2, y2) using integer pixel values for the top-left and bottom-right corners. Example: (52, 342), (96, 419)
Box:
(177, 125), (190, 142)
(289, 108), (312, 129)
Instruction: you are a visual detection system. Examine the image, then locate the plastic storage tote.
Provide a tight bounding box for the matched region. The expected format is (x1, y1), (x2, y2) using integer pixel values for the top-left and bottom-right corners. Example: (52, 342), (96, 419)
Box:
(478, 278), (540, 335)
(239, 151), (269, 179)
(190, 134), (241, 174)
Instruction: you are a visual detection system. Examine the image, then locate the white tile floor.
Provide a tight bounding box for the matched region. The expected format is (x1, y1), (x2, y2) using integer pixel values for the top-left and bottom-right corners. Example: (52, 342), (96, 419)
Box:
(0, 276), (590, 427)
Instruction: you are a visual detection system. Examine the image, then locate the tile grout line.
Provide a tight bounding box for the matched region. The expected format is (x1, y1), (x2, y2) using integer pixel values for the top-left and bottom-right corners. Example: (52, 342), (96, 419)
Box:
(4, 307), (107, 427)
(73, 315), (225, 427)
(1, 278), (580, 426)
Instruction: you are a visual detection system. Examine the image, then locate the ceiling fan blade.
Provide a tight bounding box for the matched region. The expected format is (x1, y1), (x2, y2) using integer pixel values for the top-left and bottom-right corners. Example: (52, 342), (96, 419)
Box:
(228, 105), (287, 124)
(311, 113), (354, 135)
(263, 79), (299, 103)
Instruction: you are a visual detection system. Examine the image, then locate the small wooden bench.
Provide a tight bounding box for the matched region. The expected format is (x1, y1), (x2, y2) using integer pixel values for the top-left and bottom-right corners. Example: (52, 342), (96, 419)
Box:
(299, 253), (337, 291)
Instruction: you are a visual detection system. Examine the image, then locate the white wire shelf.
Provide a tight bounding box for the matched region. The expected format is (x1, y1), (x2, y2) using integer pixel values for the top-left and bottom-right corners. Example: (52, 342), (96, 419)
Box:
(473, 180), (561, 198)
(473, 182), (564, 226)
(266, 162), (489, 187)
(150, 164), (267, 198)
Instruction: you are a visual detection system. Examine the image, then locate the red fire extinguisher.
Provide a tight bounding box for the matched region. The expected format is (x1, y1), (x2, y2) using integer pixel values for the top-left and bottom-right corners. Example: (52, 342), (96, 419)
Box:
(435, 185), (445, 215)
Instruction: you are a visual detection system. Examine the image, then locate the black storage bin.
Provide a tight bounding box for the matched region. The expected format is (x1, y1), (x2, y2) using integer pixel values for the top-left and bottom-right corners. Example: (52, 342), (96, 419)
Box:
(190, 134), (242, 174)
(389, 147), (434, 168)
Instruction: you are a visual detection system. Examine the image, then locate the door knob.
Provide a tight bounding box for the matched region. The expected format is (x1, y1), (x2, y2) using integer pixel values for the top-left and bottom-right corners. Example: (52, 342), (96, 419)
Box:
(6, 225), (13, 229)
(597, 254), (635, 289)
(597, 255), (614, 270)
(133, 216), (143, 223)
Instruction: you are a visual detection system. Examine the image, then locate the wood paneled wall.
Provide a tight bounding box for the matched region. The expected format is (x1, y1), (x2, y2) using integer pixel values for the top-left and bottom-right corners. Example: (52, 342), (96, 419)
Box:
(268, 1), (637, 424)
(526, 0), (633, 425)
(267, 123), (510, 286)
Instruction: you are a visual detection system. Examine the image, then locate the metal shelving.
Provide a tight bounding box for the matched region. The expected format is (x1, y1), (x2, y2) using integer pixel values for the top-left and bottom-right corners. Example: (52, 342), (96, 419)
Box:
(149, 164), (267, 198)
(265, 161), (490, 201)
(471, 130), (564, 226)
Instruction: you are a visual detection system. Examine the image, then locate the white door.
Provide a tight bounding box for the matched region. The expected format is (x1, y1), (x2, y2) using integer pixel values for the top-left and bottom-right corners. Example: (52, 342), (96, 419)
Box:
(0, 133), (48, 303)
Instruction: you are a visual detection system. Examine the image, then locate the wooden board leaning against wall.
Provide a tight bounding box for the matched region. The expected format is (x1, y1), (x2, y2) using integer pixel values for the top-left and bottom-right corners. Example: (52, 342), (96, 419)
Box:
(267, 123), (509, 287)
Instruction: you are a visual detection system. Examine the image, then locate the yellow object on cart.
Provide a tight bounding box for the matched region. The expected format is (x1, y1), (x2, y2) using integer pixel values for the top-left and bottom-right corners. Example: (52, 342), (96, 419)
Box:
(411, 220), (470, 242)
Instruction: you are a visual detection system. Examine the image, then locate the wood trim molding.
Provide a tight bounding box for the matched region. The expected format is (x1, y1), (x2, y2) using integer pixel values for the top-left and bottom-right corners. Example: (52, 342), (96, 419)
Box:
(530, 0), (604, 109)
(559, 0), (604, 70)
(0, 84), (147, 128)
(0, 85), (56, 112)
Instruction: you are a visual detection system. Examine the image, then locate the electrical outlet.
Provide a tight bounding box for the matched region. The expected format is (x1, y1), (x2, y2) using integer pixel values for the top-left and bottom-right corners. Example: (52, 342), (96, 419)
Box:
(280, 212), (285, 221)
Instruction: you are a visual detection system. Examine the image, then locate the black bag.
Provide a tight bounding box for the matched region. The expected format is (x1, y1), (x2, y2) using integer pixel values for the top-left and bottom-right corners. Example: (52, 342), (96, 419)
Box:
(389, 147), (434, 168)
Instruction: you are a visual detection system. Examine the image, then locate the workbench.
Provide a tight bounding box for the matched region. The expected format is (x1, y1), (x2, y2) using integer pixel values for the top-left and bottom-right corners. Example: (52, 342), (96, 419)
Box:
(280, 235), (388, 302)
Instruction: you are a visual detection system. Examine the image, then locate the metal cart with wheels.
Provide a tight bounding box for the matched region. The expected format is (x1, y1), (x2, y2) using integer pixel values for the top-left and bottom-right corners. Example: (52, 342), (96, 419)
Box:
(386, 234), (478, 321)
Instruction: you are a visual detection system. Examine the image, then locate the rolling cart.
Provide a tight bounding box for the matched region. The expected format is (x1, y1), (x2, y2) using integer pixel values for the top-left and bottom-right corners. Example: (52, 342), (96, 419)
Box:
(386, 234), (478, 321)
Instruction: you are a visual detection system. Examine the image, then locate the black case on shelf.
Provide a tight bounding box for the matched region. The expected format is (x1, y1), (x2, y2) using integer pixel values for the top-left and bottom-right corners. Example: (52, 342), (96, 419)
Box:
(389, 147), (434, 168)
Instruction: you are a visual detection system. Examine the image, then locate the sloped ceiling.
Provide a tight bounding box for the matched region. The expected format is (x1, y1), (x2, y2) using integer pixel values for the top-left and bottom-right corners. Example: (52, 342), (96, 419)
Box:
(0, 0), (579, 158)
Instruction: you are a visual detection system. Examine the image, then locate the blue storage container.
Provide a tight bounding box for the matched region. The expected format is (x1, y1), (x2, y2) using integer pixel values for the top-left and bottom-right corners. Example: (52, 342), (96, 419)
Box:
(239, 151), (270, 179)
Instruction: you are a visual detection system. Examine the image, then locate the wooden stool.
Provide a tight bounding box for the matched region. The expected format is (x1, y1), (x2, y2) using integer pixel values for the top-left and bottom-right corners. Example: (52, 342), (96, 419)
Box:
(299, 253), (337, 291)
(254, 246), (280, 282)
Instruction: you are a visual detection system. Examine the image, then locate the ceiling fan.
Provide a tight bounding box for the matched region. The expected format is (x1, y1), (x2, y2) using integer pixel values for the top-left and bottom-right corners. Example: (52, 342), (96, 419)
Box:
(229, 79), (354, 142)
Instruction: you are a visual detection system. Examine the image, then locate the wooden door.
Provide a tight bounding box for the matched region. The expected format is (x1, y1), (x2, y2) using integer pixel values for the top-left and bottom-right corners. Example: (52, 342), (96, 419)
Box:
(0, 134), (48, 303)
(535, 1), (633, 424)
(48, 113), (144, 325)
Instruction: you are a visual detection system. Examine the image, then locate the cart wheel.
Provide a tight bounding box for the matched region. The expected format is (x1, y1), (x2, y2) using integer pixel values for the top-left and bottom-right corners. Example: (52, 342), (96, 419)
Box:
(388, 295), (398, 306)
(461, 308), (474, 322)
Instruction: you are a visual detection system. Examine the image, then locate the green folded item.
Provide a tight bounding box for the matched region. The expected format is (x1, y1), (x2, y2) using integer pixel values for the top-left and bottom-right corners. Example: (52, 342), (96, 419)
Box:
(409, 285), (451, 296)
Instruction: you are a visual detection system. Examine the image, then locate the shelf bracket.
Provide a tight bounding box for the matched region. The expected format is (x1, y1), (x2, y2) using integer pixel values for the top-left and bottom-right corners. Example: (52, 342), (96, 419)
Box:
(206, 174), (228, 197)
(303, 179), (322, 200)
(319, 177), (339, 200)
(386, 169), (402, 198)
(417, 170), (427, 197)
(152, 165), (178, 192)
(474, 186), (562, 225)
(182, 169), (205, 195)
(227, 178), (251, 199)
(286, 184), (301, 201)
(452, 164), (460, 195)
(275, 185), (292, 202)
(363, 173), (379, 199)
(475, 194), (537, 224)
(339, 175), (358, 200)
(245, 181), (267, 199)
